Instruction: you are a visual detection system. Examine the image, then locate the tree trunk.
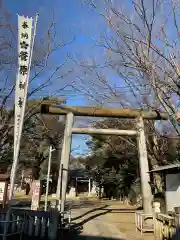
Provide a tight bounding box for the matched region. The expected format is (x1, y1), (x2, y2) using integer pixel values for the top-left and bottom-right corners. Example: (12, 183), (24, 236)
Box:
(32, 166), (41, 180)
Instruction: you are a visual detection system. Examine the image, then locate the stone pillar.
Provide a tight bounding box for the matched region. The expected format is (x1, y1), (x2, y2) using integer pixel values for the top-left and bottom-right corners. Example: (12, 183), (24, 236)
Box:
(56, 112), (74, 212)
(137, 116), (153, 214)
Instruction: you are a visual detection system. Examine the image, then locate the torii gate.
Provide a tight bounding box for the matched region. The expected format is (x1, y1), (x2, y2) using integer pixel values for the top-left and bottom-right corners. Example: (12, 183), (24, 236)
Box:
(41, 104), (168, 214)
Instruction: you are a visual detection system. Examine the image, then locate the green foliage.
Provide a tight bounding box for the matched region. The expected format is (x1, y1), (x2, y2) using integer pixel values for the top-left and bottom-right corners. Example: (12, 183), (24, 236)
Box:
(84, 118), (179, 199)
(18, 110), (64, 180)
(0, 97), (64, 182)
(85, 118), (139, 197)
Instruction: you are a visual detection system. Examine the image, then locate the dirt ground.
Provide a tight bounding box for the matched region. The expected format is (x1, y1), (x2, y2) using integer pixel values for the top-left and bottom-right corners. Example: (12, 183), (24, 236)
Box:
(70, 201), (154, 240)
(102, 203), (154, 240)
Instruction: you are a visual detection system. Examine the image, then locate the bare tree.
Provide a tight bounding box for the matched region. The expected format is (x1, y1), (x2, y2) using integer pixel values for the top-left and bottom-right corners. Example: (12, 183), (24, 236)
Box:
(0, 3), (74, 170)
(81, 0), (179, 135)
(67, 0), (180, 193)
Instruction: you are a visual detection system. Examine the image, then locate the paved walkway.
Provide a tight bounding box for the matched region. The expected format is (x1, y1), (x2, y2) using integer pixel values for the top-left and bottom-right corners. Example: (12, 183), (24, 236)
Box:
(70, 201), (154, 240)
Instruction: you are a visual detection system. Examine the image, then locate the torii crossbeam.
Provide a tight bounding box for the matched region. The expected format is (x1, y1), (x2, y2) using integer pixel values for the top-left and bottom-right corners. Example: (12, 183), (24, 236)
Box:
(41, 104), (168, 120)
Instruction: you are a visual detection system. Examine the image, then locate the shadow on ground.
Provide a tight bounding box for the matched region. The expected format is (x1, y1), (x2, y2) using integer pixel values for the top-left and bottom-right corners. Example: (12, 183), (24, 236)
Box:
(7, 199), (101, 210)
(72, 204), (136, 222)
(71, 236), (124, 240)
(70, 206), (180, 240)
(72, 205), (109, 221)
(61, 224), (180, 240)
(73, 209), (112, 229)
(69, 206), (137, 240)
(61, 232), (126, 240)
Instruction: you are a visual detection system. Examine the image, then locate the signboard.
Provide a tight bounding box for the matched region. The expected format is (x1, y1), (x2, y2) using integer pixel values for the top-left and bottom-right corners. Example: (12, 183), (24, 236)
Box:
(0, 182), (5, 202)
(166, 173), (180, 212)
(31, 180), (41, 210)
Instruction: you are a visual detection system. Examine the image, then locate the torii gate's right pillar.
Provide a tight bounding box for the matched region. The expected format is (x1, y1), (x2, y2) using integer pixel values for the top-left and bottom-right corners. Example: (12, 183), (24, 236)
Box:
(137, 116), (153, 214)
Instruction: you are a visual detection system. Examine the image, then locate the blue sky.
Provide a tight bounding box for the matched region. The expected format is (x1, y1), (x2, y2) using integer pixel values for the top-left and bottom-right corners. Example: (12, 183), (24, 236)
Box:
(4, 0), (107, 155)
(5, 1), (178, 155)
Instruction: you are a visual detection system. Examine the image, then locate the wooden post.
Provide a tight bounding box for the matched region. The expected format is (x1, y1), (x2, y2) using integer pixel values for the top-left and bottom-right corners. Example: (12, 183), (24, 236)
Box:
(88, 178), (91, 196)
(174, 206), (180, 238)
(56, 112), (74, 212)
(75, 177), (78, 196)
(45, 145), (53, 211)
(137, 116), (153, 214)
(20, 170), (24, 189)
(3, 182), (8, 208)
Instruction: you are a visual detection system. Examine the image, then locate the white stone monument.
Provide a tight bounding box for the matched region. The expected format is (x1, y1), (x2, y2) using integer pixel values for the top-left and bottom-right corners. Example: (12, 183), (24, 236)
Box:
(90, 181), (97, 197)
(67, 187), (76, 198)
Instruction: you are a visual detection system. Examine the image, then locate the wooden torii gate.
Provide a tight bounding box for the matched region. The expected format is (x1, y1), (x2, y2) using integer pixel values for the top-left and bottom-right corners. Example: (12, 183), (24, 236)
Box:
(41, 104), (168, 214)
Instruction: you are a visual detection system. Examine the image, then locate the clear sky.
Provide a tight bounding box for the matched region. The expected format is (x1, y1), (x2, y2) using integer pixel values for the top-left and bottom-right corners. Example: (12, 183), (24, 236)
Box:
(4, 0), (108, 155)
(5, 1), (177, 155)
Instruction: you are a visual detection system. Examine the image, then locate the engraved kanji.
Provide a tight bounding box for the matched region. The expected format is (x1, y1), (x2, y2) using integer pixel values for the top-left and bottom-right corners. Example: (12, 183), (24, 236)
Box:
(21, 32), (28, 39)
(20, 41), (29, 49)
(19, 65), (28, 75)
(19, 51), (28, 61)
(19, 81), (25, 90)
(18, 98), (23, 108)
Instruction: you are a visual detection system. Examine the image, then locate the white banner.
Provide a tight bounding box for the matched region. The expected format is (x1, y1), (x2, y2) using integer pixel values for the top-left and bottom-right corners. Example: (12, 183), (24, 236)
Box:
(10, 15), (37, 200)
(14, 15), (33, 158)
